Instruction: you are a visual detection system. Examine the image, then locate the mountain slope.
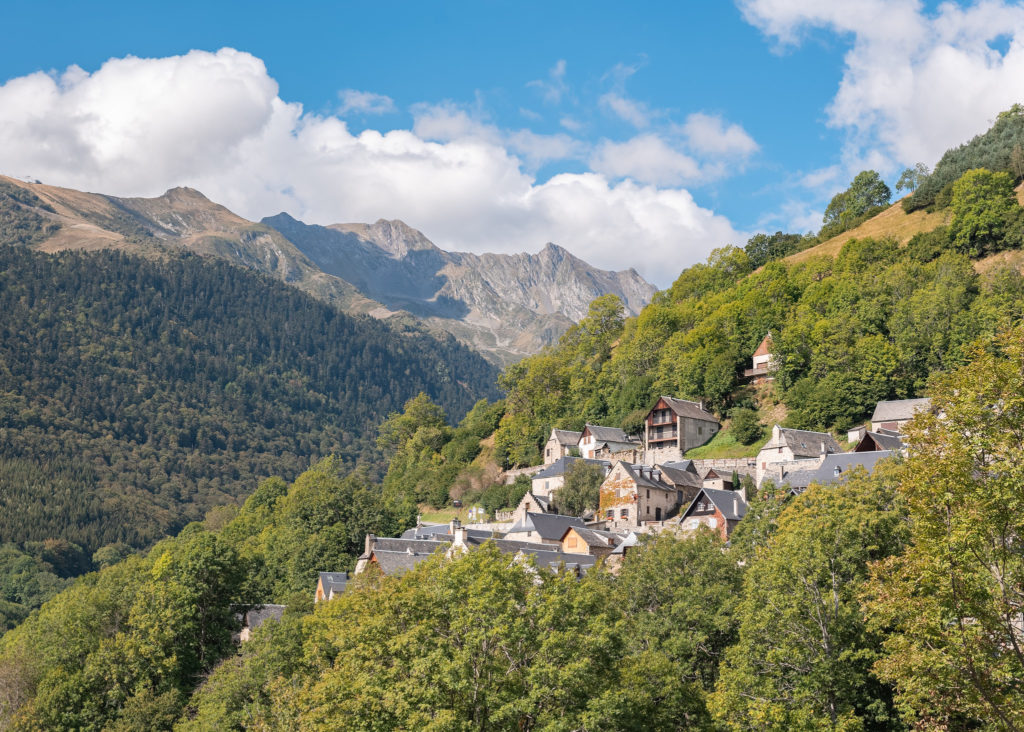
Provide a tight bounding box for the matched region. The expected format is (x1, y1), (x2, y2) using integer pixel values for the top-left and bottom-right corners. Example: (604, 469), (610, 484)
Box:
(0, 241), (498, 556)
(1, 175), (658, 365)
(264, 214), (658, 365)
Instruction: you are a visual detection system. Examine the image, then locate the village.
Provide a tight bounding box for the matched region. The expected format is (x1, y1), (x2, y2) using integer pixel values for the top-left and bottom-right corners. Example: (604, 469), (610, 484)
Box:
(301, 335), (933, 610)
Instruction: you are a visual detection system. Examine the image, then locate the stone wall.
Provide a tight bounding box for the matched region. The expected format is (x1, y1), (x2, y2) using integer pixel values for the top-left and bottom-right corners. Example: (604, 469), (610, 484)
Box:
(502, 465), (545, 484)
(691, 458), (758, 481)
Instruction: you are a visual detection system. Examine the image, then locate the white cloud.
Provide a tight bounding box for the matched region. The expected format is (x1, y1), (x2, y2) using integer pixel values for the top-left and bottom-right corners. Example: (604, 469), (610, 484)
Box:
(0, 48), (740, 286)
(599, 92), (652, 128)
(560, 116), (582, 132)
(680, 112), (759, 158)
(590, 134), (701, 186)
(527, 59), (569, 104)
(338, 89), (396, 115)
(739, 0), (1024, 168)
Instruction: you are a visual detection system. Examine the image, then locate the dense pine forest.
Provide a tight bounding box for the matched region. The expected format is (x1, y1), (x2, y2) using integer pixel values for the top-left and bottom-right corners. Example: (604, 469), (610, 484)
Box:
(0, 243), (498, 625)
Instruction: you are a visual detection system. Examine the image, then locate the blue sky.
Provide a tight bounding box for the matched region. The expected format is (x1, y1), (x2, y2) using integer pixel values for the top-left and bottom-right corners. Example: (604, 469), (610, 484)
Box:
(2, 1), (1023, 285)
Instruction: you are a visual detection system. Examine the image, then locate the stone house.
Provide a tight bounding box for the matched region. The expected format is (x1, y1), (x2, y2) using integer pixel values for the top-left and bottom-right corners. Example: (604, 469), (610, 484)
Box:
(674, 487), (748, 541)
(701, 466), (734, 492)
(558, 525), (623, 559)
(643, 396), (720, 464)
(315, 572), (350, 603)
(870, 398), (931, 433)
(530, 456), (611, 498)
(653, 460), (705, 509)
(503, 512), (585, 545)
(853, 430), (904, 453)
(743, 333), (776, 382)
(508, 490), (554, 525)
(578, 424), (635, 459)
(543, 428), (582, 465)
(599, 461), (681, 529)
(756, 424), (841, 486)
(779, 450), (896, 494)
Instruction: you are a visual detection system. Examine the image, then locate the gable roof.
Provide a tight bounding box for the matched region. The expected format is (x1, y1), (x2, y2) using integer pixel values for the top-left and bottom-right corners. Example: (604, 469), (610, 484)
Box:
(401, 524), (493, 541)
(371, 549), (436, 575)
(656, 463), (703, 489)
(855, 431), (905, 452)
(582, 424), (630, 443)
(610, 532), (640, 555)
(550, 428), (583, 446)
(243, 603), (287, 628)
(531, 456), (611, 481)
(318, 572), (350, 597)
(617, 462), (676, 492)
(560, 525), (623, 548)
(507, 512), (585, 541)
(702, 466), (734, 480)
(763, 426), (841, 458)
(656, 396), (720, 423)
(681, 487), (748, 522)
(782, 451), (896, 491)
(753, 333), (773, 357)
(593, 440), (639, 453)
(871, 398), (931, 423)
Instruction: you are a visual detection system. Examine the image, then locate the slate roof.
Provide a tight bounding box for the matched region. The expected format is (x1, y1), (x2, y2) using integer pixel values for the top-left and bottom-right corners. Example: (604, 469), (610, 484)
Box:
(371, 538), (450, 555)
(243, 603), (287, 628)
(782, 451), (896, 491)
(594, 440), (639, 453)
(656, 463), (703, 490)
(704, 468), (737, 481)
(551, 428), (583, 446)
(765, 427), (841, 458)
(856, 431), (905, 452)
(531, 456), (612, 481)
(619, 462), (677, 492)
(583, 424), (631, 443)
(525, 549), (598, 573)
(658, 396), (720, 423)
(400, 524), (493, 541)
(561, 525), (622, 549)
(871, 398), (931, 423)
(371, 549), (436, 575)
(610, 532), (640, 555)
(507, 512), (584, 541)
(682, 488), (748, 522)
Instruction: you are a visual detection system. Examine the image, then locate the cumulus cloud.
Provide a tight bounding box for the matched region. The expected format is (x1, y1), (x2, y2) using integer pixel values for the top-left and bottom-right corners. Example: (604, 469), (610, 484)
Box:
(739, 0), (1024, 168)
(338, 89), (396, 115)
(590, 135), (701, 186)
(0, 48), (741, 286)
(680, 112), (760, 158)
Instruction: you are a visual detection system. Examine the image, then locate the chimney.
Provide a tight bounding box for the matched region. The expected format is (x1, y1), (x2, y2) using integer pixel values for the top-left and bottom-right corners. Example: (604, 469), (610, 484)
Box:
(416, 513), (422, 528)
(449, 518), (461, 535)
(364, 533), (376, 556)
(453, 525), (468, 548)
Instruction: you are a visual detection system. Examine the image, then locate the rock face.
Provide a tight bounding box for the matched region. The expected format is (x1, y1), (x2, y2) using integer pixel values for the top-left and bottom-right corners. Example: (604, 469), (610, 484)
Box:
(263, 214), (658, 365)
(0, 175), (658, 365)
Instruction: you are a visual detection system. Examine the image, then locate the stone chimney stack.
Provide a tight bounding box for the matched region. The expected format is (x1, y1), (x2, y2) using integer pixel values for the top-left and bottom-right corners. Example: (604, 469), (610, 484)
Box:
(364, 533), (376, 556)
(449, 518), (461, 535)
(453, 525), (468, 548)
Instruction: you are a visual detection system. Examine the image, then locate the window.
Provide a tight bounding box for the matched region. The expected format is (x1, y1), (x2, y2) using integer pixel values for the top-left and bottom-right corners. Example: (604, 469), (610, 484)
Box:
(778, 447), (783, 453)
(646, 506), (650, 515)
(698, 426), (703, 435)
(646, 489), (650, 498)
(606, 509), (614, 519)
(620, 508), (629, 519)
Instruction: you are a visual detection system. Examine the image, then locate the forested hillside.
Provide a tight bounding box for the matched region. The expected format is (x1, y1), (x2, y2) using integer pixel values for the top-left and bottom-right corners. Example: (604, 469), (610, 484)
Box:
(3, 325), (1023, 729)
(491, 121), (1024, 465)
(0, 244), (497, 600)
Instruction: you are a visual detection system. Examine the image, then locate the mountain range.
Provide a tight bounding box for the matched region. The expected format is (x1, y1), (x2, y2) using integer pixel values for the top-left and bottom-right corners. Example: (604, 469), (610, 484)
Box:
(1, 176), (656, 365)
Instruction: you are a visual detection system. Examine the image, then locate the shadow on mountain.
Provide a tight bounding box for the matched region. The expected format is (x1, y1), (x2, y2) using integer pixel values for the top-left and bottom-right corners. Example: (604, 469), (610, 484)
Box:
(262, 213), (470, 320)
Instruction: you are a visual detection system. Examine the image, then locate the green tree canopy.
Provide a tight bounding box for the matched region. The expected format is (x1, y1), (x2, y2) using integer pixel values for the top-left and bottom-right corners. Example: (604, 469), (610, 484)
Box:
(821, 170), (892, 239)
